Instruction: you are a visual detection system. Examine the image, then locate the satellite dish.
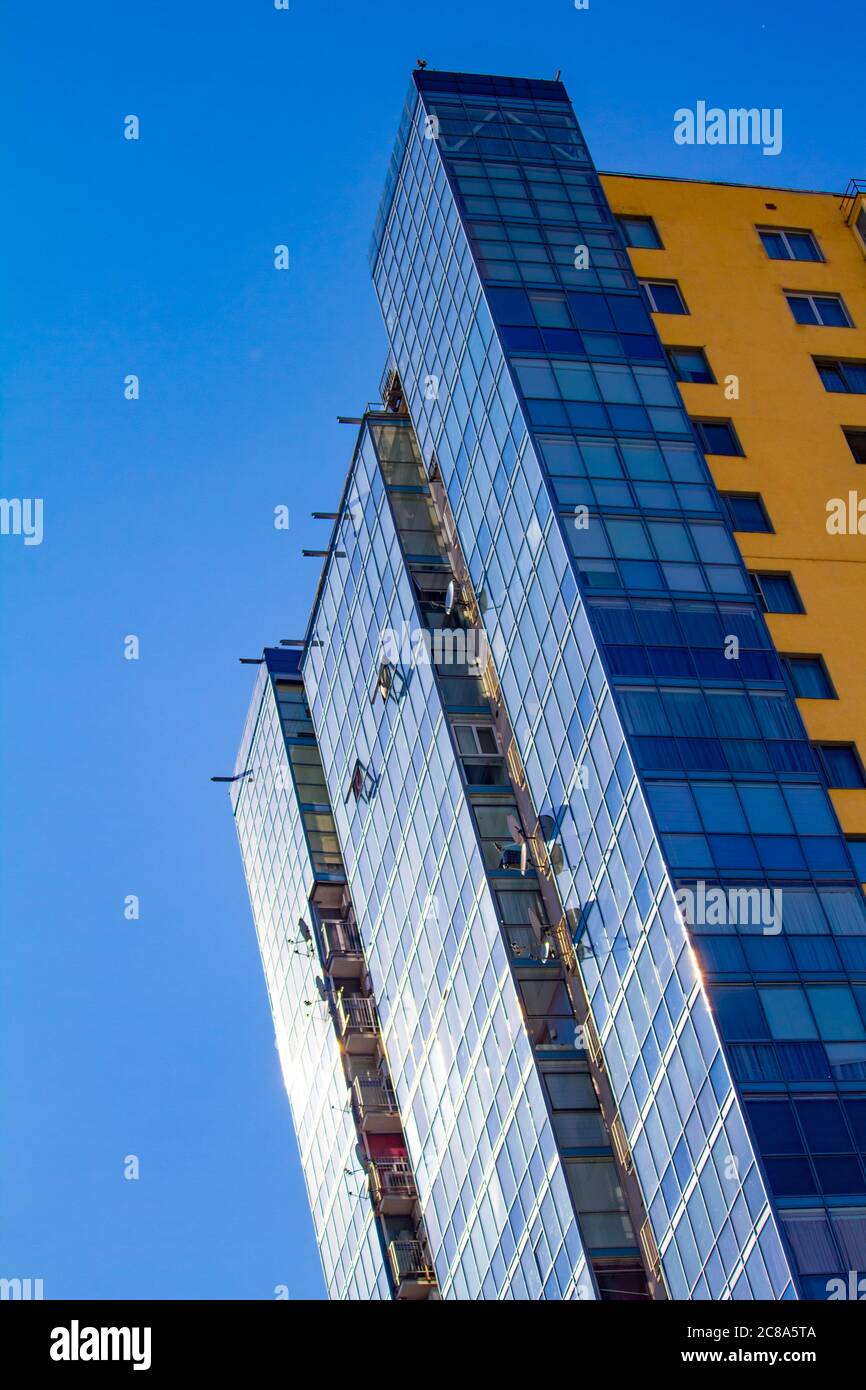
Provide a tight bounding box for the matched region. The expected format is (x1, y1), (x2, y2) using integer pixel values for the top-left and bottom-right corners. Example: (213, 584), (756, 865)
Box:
(444, 579), (455, 616)
(298, 919), (312, 943)
(355, 1142), (367, 1168)
(519, 841), (528, 876)
(506, 814), (524, 845)
(315, 977), (327, 1001)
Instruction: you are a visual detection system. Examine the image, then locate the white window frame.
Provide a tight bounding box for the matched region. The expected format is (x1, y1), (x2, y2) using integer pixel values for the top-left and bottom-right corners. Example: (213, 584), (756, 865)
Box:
(785, 291), (852, 327)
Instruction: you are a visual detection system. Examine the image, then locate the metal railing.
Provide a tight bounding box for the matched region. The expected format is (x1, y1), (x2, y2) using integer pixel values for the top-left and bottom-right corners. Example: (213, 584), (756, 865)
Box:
(352, 1075), (397, 1116)
(388, 1239), (435, 1285)
(336, 994), (378, 1035)
(840, 178), (866, 223)
(370, 1160), (417, 1202)
(321, 920), (362, 959)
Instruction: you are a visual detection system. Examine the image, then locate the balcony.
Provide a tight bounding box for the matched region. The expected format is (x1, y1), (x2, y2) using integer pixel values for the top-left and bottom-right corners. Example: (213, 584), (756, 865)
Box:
(335, 993), (379, 1053)
(387, 1239), (436, 1300)
(369, 1159), (417, 1215)
(351, 1075), (401, 1133)
(320, 919), (364, 980)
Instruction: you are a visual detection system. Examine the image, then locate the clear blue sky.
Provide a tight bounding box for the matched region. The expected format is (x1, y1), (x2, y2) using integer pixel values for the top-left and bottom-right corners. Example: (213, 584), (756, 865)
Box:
(1, 0), (863, 1301)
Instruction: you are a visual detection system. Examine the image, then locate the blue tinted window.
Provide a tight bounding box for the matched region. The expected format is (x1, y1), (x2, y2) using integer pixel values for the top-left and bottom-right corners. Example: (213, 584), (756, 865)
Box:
(755, 573), (802, 613)
(786, 293), (851, 328)
(567, 291), (614, 330)
(668, 346), (714, 384)
(764, 1157), (817, 1196)
(760, 987), (817, 1040)
(759, 230), (787, 259)
(760, 228), (821, 261)
(846, 840), (866, 880)
(693, 419), (743, 456)
(487, 287), (534, 325)
(784, 785), (837, 835)
(647, 783), (700, 831)
(721, 494), (771, 532)
(693, 783), (747, 832)
(818, 745), (866, 788)
(816, 358), (866, 394)
(641, 281), (687, 315)
(713, 987), (769, 1041)
(738, 783), (792, 833)
(784, 656), (833, 698)
(787, 294), (818, 325)
(619, 215), (662, 249)
(807, 987), (865, 1042)
(696, 936), (747, 973)
(794, 1100), (852, 1154)
(746, 1101), (803, 1154)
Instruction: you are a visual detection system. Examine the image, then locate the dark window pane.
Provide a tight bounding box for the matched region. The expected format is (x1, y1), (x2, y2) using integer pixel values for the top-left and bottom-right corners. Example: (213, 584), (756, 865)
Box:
(843, 429), (866, 465)
(845, 362), (866, 393)
(669, 347), (714, 384)
(760, 230), (788, 258)
(787, 232), (821, 261)
(817, 360), (848, 392)
(795, 1100), (854, 1153)
(814, 1157), (866, 1194)
(764, 1157), (818, 1196)
(721, 493), (771, 531)
(713, 987), (769, 1041)
(645, 281), (686, 314)
(819, 745), (866, 788)
(486, 286), (535, 325)
(746, 1100), (803, 1155)
(815, 297), (850, 327)
(758, 574), (801, 613)
(619, 215), (662, 249)
(784, 657), (832, 698)
(787, 295), (818, 325)
(846, 840), (866, 881)
(694, 419), (742, 456)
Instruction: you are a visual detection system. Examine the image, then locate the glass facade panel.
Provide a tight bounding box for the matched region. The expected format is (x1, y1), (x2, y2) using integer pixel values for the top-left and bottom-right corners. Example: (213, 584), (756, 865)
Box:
(368, 69), (866, 1299)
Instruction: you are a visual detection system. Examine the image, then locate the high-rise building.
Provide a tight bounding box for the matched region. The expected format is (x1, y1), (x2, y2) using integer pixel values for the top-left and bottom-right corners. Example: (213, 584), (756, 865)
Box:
(229, 70), (866, 1300)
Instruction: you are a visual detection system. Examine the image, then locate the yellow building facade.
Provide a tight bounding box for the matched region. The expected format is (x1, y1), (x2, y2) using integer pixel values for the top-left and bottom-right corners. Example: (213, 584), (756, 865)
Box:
(601, 173), (866, 852)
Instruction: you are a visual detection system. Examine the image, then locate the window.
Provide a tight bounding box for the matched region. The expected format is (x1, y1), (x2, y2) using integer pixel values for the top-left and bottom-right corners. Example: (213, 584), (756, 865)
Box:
(714, 986), (769, 1040)
(668, 346), (715, 384)
(618, 215), (663, 249)
(782, 656), (834, 698)
(843, 428), (866, 464)
(815, 744), (866, 789)
(786, 292), (852, 327)
(453, 723), (498, 756)
(640, 280), (688, 314)
(815, 358), (866, 394)
(846, 839), (866, 880)
(758, 227), (822, 262)
(543, 1071), (607, 1148)
(692, 418), (744, 456)
(720, 493), (772, 532)
(750, 572), (803, 613)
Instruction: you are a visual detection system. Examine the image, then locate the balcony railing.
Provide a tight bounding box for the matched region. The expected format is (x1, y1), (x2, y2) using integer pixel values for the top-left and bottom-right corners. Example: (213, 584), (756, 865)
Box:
(370, 1159), (417, 1207)
(353, 1075), (396, 1114)
(321, 919), (361, 955)
(387, 1238), (435, 1289)
(336, 993), (378, 1040)
(320, 920), (363, 977)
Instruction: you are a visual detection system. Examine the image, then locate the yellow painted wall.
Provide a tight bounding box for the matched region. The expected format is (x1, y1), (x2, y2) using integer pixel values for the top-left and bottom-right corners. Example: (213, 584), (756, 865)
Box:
(601, 173), (866, 838)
